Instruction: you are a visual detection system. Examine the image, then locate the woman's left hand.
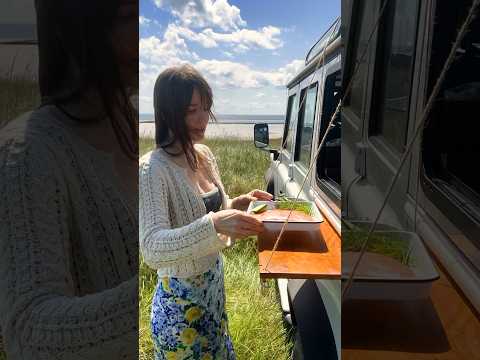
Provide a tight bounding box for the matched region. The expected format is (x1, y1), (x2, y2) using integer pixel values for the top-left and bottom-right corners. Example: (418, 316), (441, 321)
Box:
(230, 189), (273, 211)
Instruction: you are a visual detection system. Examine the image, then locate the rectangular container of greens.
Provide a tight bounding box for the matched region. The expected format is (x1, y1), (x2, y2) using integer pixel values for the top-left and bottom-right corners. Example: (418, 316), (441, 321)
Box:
(247, 198), (324, 232)
(342, 221), (439, 301)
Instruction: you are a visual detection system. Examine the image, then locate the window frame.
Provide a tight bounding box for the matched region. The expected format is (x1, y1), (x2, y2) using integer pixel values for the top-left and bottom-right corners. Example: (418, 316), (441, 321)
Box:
(421, 170), (480, 272)
(315, 69), (342, 203)
(419, 0), (480, 271)
(294, 82), (319, 172)
(281, 93), (299, 155)
(368, 0), (421, 156)
(342, 0), (375, 122)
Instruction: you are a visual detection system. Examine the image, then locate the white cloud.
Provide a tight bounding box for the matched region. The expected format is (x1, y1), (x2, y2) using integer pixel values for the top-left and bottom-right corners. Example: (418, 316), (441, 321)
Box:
(232, 44), (249, 54)
(155, 0), (246, 31)
(266, 59), (305, 86)
(139, 16), (151, 26)
(139, 24), (200, 113)
(167, 24), (218, 48)
(139, 0), (301, 114)
(195, 58), (304, 89)
(140, 24), (200, 67)
(170, 24), (283, 52)
(202, 26), (283, 50)
(165, 23), (283, 52)
(139, 55), (303, 112)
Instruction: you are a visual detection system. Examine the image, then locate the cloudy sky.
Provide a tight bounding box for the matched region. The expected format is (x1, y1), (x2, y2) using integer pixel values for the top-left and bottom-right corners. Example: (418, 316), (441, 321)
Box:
(139, 0), (339, 115)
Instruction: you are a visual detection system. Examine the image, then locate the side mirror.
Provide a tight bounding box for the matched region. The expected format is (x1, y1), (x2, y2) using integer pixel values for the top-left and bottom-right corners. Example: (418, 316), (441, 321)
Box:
(254, 123), (269, 148)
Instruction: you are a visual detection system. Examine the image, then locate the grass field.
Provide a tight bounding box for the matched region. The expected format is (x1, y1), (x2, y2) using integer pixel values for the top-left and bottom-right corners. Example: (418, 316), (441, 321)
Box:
(139, 137), (293, 360)
(0, 76), (39, 128)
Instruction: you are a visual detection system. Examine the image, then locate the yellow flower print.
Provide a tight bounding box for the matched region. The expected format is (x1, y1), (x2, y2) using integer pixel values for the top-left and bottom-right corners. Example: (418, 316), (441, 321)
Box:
(165, 351), (177, 360)
(201, 353), (213, 360)
(162, 277), (171, 293)
(199, 336), (209, 349)
(180, 327), (198, 346)
(185, 306), (203, 323)
(174, 297), (190, 305)
(165, 349), (187, 360)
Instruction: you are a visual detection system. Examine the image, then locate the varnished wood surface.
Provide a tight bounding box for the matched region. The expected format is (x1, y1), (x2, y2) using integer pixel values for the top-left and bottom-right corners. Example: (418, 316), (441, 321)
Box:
(342, 265), (480, 359)
(257, 218), (341, 279)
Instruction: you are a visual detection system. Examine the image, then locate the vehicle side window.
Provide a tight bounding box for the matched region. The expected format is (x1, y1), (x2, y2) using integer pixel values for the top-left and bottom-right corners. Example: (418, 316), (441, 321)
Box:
(282, 93), (298, 153)
(370, 0), (420, 153)
(295, 83), (318, 169)
(422, 1), (480, 271)
(317, 70), (341, 193)
(344, 0), (375, 119)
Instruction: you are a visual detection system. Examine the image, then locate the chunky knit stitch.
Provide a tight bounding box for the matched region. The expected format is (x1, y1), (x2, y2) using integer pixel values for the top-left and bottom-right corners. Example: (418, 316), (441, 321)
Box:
(139, 144), (232, 278)
(0, 106), (138, 359)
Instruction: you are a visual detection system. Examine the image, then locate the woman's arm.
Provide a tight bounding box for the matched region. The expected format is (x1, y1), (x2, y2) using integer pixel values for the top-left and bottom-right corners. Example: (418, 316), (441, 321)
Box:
(0, 136), (137, 359)
(139, 159), (228, 269)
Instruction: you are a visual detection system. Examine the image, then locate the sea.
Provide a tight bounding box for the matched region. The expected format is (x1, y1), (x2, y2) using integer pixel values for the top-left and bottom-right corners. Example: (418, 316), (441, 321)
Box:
(139, 114), (286, 139)
(0, 24), (37, 42)
(139, 113), (285, 124)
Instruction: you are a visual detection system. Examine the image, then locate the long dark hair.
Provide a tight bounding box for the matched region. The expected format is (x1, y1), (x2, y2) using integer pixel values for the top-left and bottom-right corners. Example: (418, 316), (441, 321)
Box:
(154, 65), (215, 170)
(35, 0), (138, 159)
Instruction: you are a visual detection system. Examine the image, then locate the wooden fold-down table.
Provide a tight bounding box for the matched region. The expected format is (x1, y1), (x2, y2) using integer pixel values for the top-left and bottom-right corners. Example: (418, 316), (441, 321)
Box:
(257, 218), (341, 279)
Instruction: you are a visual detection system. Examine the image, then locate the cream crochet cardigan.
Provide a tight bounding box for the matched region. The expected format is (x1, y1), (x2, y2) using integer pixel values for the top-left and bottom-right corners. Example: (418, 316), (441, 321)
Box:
(139, 144), (232, 278)
(0, 106), (138, 359)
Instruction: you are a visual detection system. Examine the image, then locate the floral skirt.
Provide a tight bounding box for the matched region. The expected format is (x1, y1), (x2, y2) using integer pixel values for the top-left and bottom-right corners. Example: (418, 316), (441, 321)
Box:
(151, 257), (236, 360)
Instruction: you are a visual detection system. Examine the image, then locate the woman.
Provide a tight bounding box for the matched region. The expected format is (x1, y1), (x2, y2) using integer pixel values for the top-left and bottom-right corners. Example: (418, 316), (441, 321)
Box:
(139, 65), (272, 360)
(0, 1), (138, 359)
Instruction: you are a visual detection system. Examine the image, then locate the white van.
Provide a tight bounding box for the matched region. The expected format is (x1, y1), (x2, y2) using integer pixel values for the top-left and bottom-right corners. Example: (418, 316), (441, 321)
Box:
(254, 17), (341, 360)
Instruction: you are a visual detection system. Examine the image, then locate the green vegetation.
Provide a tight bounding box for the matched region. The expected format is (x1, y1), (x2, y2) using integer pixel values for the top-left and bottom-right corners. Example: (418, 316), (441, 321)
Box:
(251, 203), (268, 214)
(276, 196), (314, 216)
(139, 136), (293, 360)
(342, 230), (413, 266)
(0, 75), (39, 128)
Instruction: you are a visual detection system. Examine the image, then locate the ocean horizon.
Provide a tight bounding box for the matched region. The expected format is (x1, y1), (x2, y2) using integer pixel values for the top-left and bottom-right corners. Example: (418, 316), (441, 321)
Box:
(0, 24), (37, 42)
(139, 113), (285, 124)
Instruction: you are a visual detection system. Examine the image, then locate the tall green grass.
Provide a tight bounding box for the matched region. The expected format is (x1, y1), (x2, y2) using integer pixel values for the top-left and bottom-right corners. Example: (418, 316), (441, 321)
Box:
(0, 76), (39, 128)
(139, 136), (293, 360)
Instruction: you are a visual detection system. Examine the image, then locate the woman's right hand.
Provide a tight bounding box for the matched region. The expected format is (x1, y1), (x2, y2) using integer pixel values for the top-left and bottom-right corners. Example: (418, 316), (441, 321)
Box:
(211, 209), (264, 239)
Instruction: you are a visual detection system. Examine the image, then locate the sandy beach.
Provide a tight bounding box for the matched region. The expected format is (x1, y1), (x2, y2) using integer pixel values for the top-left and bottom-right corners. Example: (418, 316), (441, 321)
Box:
(140, 122), (284, 140)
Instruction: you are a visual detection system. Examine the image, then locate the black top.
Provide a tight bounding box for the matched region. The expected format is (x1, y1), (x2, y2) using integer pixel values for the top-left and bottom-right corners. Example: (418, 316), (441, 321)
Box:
(201, 186), (222, 213)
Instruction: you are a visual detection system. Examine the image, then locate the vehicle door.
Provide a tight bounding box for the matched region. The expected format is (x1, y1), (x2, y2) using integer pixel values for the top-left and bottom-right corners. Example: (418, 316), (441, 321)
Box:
(284, 70), (322, 200)
(274, 85), (299, 198)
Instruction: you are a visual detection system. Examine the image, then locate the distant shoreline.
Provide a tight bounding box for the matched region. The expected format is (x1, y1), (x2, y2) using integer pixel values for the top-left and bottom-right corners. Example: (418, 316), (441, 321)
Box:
(139, 119), (285, 124)
(140, 122), (284, 140)
(139, 113), (285, 124)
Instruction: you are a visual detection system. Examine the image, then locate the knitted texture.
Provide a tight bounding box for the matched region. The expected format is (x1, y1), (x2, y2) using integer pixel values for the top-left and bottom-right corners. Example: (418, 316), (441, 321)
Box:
(0, 106), (138, 359)
(139, 144), (232, 278)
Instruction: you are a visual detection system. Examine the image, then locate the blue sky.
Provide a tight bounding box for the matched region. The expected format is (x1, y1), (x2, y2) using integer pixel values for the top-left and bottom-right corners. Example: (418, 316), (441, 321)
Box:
(139, 0), (340, 115)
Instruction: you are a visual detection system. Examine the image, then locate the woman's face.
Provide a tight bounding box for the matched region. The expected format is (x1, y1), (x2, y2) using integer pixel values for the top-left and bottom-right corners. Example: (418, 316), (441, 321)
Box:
(185, 88), (210, 143)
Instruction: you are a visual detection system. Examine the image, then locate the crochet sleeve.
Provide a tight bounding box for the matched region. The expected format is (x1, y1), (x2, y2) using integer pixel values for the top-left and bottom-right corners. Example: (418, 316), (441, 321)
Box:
(0, 137), (137, 359)
(139, 159), (227, 269)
